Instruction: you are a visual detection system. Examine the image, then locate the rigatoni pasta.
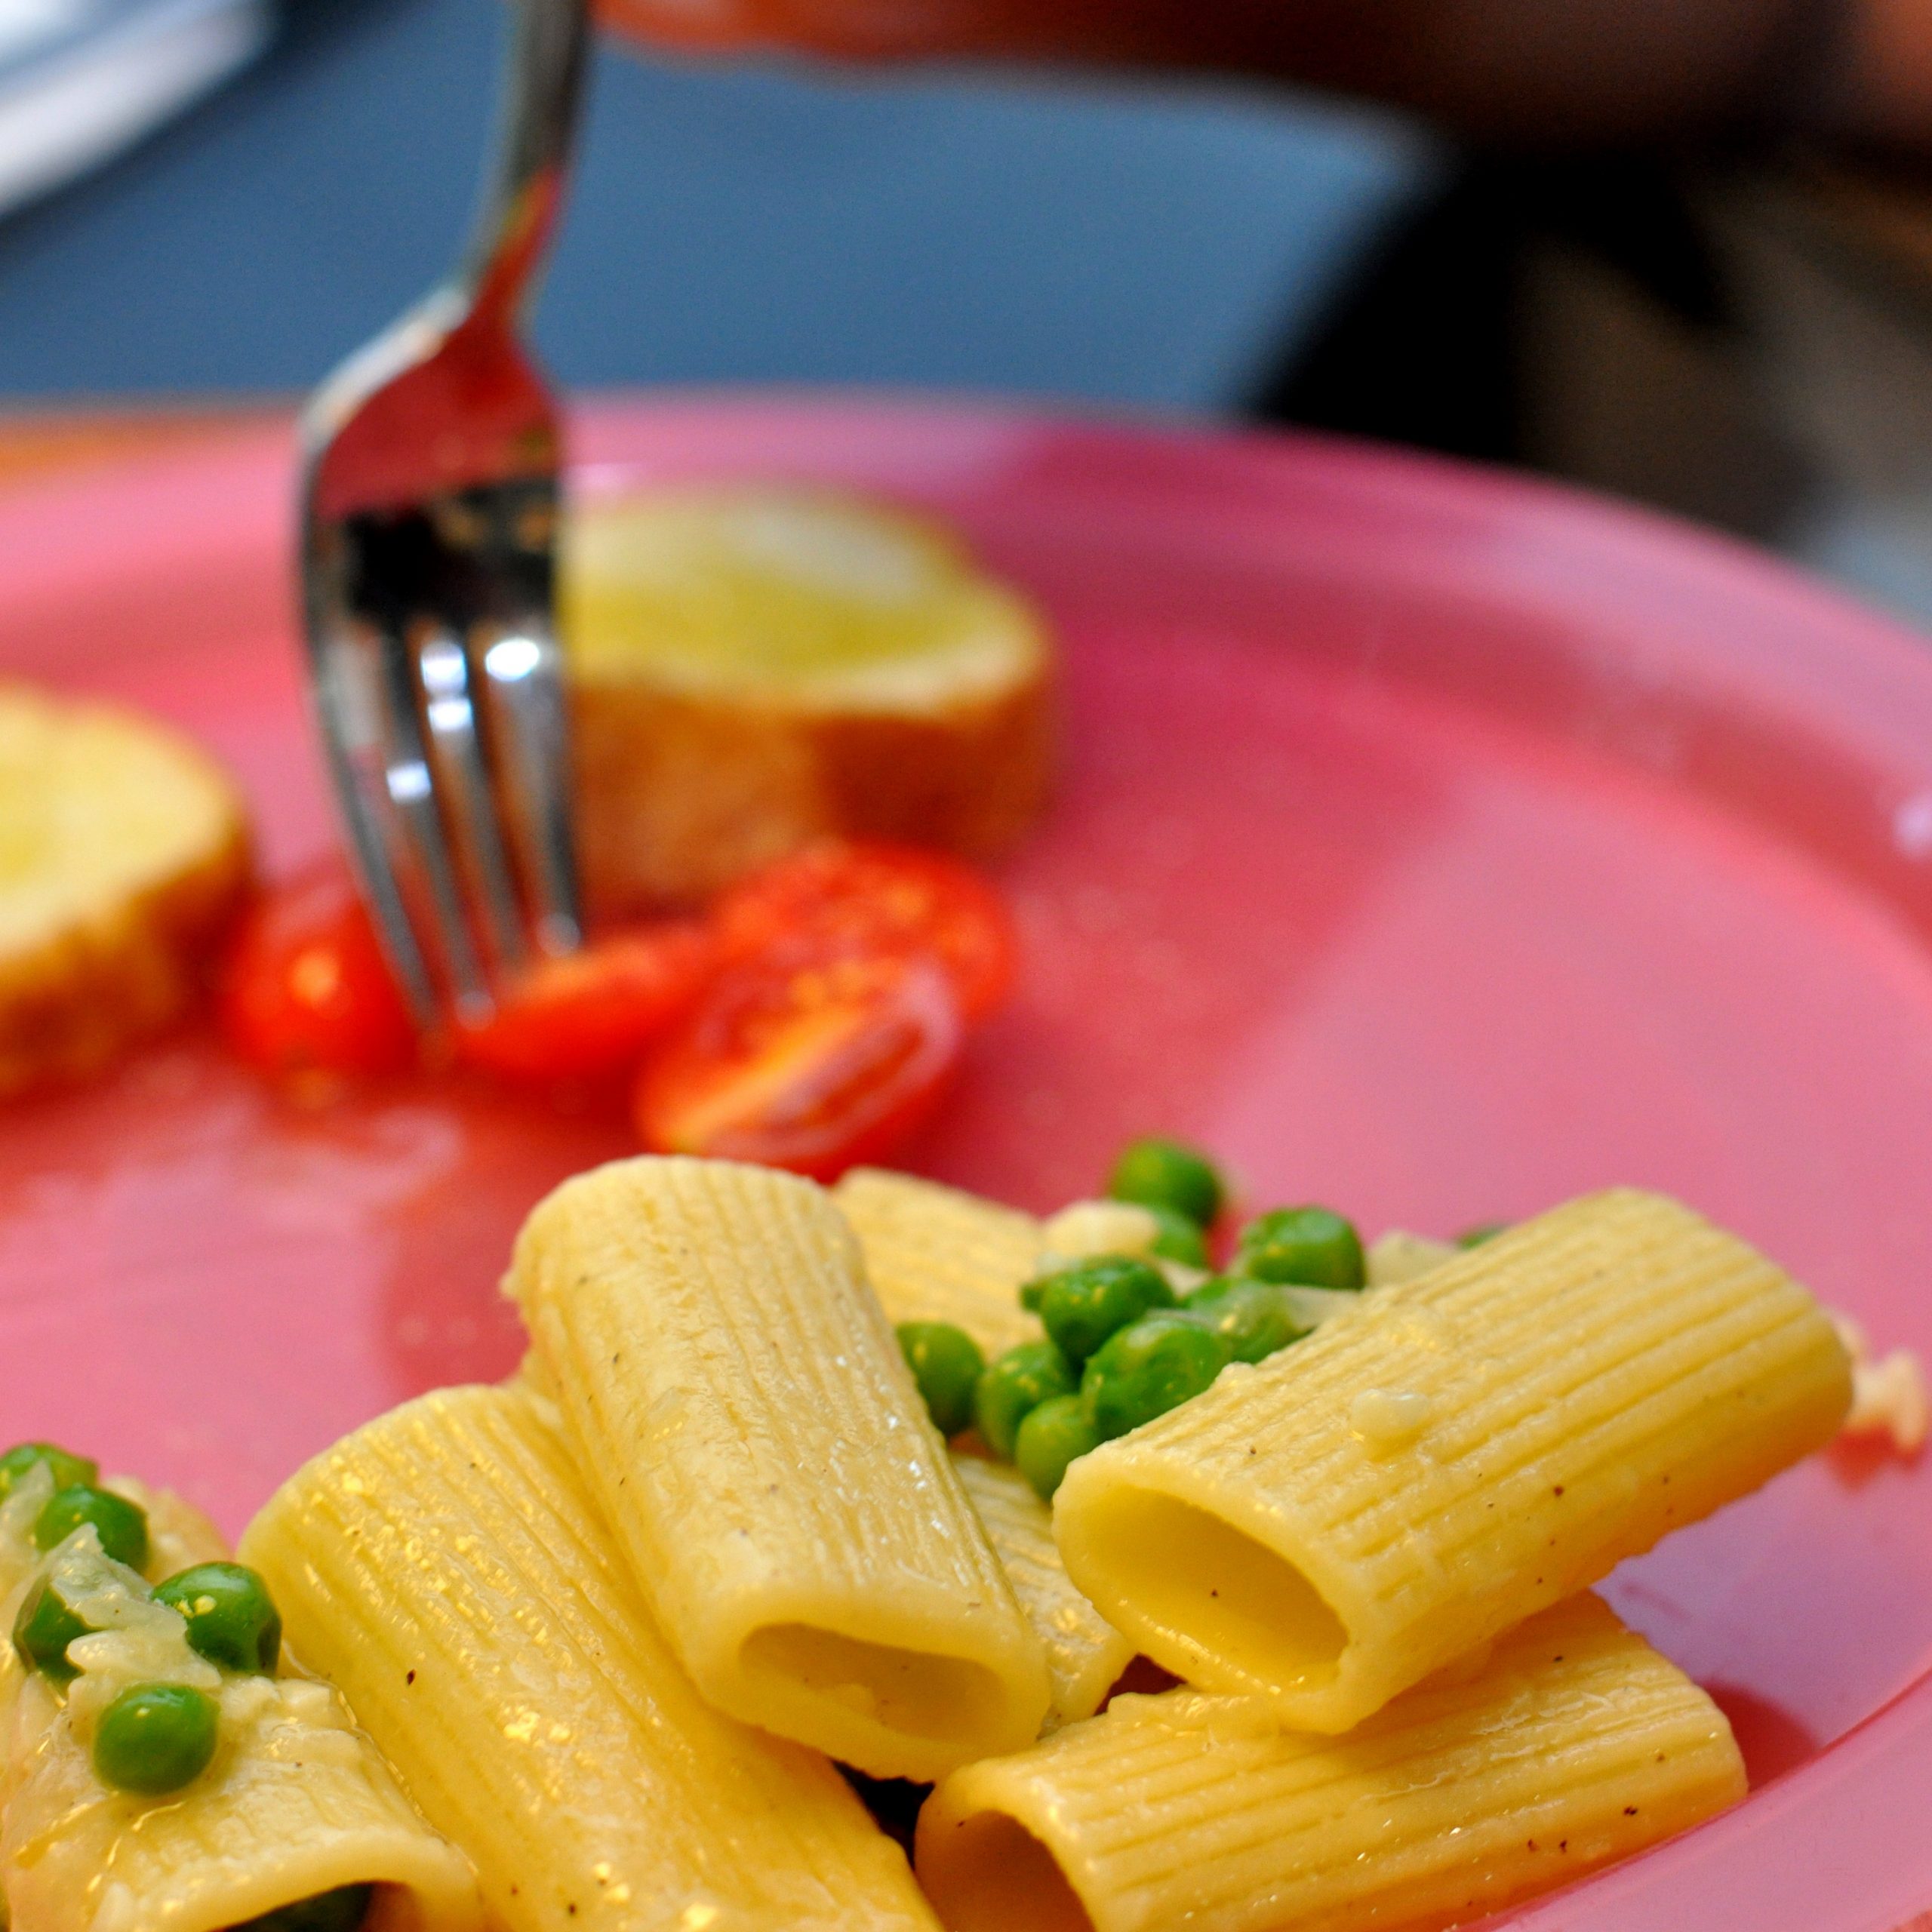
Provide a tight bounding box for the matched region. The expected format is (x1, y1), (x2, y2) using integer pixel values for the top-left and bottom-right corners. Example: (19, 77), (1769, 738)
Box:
(4, 1668), (482, 1932)
(5, 1121), (1877, 1932)
(835, 1168), (1044, 1356)
(0, 1463), (479, 1932)
(1054, 1189), (1851, 1731)
(242, 1383), (940, 1932)
(506, 1156), (1050, 1779)
(949, 1456), (1132, 1730)
(914, 1592), (1745, 1932)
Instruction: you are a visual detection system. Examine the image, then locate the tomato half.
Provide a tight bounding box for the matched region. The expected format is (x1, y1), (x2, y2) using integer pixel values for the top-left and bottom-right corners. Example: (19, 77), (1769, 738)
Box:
(218, 864), (417, 1078)
(634, 938), (964, 1180)
(454, 923), (716, 1082)
(712, 841), (1017, 1022)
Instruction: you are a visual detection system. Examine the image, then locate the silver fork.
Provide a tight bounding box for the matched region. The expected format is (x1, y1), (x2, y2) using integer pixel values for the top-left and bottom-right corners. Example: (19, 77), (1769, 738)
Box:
(299, 0), (589, 1028)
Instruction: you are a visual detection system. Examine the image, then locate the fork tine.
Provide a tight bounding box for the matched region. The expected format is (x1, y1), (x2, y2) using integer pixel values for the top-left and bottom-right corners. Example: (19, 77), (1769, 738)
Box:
(372, 625), (493, 1020)
(312, 628), (441, 1026)
(297, 0), (589, 1018)
(482, 624), (582, 955)
(417, 630), (528, 972)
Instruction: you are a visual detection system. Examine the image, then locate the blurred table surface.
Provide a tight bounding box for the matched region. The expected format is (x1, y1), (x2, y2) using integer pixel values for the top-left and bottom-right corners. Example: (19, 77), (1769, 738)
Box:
(0, 0), (1435, 413)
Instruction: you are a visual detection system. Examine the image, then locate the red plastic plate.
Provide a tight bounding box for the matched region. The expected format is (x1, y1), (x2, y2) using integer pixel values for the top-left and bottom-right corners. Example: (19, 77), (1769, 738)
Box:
(3, 397), (1930, 1930)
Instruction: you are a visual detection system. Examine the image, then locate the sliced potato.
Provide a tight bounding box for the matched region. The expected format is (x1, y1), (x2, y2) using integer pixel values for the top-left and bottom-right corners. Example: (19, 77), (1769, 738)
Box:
(562, 487), (1052, 911)
(0, 682), (249, 1097)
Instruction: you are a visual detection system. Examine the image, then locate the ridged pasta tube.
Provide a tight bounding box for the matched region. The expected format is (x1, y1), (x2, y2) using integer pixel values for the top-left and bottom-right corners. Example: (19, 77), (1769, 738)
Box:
(915, 1593), (1745, 1932)
(949, 1457), (1132, 1730)
(242, 1384), (940, 1932)
(1055, 1189), (1850, 1731)
(1, 1487), (478, 1932)
(0, 1474), (231, 1809)
(835, 1168), (1043, 1355)
(3, 1672), (481, 1932)
(508, 1157), (1050, 1779)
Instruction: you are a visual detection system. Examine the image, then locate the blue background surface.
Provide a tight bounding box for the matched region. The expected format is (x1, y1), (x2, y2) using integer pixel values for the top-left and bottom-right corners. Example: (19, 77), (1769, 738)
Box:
(0, 0), (1435, 407)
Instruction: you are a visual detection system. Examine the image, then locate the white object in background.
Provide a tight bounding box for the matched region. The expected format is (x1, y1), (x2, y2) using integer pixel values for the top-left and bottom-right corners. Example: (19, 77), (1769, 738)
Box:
(0, 0), (269, 219)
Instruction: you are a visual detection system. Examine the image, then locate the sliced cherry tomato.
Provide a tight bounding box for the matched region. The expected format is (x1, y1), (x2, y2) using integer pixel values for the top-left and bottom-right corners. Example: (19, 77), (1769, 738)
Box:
(712, 841), (1017, 1022)
(634, 938), (963, 1180)
(454, 923), (716, 1082)
(219, 864), (416, 1078)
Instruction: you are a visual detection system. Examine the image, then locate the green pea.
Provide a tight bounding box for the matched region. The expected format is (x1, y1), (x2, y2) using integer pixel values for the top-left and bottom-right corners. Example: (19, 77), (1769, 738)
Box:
(154, 1564), (282, 1675)
(91, 1682), (218, 1795)
(1014, 1395), (1100, 1502)
(896, 1324), (986, 1439)
(1107, 1137), (1226, 1228)
(1181, 1280), (1306, 1365)
(1183, 1273), (1237, 1304)
(1081, 1313), (1232, 1442)
(0, 1442), (98, 1504)
(231, 1887), (375, 1932)
(1458, 1222), (1509, 1248)
(1143, 1204), (1209, 1269)
(13, 1571), (94, 1683)
(974, 1342), (1078, 1461)
(1234, 1206), (1364, 1289)
(35, 1485), (149, 1572)
(1030, 1257), (1175, 1367)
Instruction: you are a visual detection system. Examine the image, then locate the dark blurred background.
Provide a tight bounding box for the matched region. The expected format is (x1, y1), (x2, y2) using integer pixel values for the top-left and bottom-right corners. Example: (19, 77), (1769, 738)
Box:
(5, 0), (1932, 621)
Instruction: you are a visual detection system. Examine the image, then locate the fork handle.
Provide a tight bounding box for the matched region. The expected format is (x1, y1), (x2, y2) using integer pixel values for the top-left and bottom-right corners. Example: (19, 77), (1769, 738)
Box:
(466, 0), (591, 334)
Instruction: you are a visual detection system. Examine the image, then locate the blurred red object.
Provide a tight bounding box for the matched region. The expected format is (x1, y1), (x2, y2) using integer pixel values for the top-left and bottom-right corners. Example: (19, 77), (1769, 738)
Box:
(713, 840), (1017, 1023)
(218, 863), (417, 1079)
(634, 938), (964, 1180)
(453, 923), (715, 1083)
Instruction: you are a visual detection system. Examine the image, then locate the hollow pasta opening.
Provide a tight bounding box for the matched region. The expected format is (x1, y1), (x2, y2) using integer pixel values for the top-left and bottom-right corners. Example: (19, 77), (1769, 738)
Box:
(183, 1878), (395, 1932)
(366, 1883), (436, 1932)
(1081, 1488), (1348, 1693)
(741, 1623), (1009, 1743)
(919, 1811), (1093, 1932)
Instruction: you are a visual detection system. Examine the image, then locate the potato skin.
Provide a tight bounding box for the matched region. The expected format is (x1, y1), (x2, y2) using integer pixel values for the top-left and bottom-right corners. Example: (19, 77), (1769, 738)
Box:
(571, 669), (1052, 915)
